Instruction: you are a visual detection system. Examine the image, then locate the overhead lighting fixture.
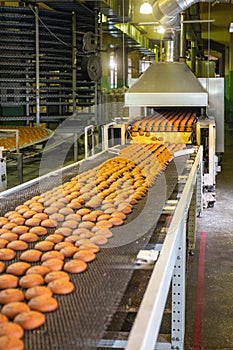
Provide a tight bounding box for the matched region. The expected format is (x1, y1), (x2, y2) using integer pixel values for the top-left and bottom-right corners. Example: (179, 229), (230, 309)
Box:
(157, 26), (165, 34)
(140, 1), (152, 14)
(229, 23), (233, 33)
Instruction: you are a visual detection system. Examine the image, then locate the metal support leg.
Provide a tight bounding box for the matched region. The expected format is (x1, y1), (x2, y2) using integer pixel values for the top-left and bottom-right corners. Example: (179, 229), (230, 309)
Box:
(187, 184), (197, 252)
(16, 153), (23, 184)
(196, 149), (203, 216)
(171, 216), (186, 350)
(73, 133), (78, 162)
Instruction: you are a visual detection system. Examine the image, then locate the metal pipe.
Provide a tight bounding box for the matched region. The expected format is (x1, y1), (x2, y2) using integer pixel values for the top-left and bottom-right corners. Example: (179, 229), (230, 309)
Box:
(152, 0), (213, 27)
(35, 6), (40, 127)
(179, 12), (186, 61)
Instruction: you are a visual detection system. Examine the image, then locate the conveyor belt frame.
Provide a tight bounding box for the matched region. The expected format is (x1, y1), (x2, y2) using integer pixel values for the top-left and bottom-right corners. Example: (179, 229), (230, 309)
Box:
(126, 146), (203, 350)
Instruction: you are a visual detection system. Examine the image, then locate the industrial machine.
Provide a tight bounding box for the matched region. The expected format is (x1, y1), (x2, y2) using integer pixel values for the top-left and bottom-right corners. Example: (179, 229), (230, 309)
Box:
(0, 62), (223, 350)
(124, 62), (224, 203)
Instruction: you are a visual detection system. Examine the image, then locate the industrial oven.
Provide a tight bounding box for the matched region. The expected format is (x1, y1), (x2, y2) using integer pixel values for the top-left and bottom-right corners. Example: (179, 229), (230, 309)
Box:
(124, 61), (224, 206)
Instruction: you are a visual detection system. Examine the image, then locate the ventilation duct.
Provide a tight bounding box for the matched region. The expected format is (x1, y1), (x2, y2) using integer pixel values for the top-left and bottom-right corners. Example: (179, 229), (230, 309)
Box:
(152, 0), (212, 27)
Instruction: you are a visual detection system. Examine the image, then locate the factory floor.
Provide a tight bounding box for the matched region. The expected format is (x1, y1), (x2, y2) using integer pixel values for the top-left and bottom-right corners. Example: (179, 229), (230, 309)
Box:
(185, 146), (233, 349)
(5, 144), (233, 350)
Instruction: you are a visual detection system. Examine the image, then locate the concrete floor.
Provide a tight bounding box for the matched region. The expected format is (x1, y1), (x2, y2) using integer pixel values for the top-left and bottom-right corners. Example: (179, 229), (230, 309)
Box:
(185, 146), (233, 349)
(4, 144), (233, 349)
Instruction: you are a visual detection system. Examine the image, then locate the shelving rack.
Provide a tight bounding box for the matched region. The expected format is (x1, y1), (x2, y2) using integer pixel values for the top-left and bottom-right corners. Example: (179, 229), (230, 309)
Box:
(0, 5), (99, 124)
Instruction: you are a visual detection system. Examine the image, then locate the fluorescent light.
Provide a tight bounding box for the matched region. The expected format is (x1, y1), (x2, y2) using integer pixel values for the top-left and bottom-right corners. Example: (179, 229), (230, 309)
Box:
(229, 23), (233, 33)
(140, 1), (152, 14)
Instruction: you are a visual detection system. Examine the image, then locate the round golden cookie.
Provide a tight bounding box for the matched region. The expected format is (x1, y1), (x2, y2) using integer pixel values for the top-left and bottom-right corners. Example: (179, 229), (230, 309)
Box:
(19, 233), (38, 243)
(0, 262), (5, 273)
(48, 213), (65, 222)
(29, 226), (47, 236)
(33, 213), (48, 221)
(7, 241), (28, 251)
(15, 204), (29, 214)
(95, 220), (113, 229)
(64, 235), (81, 243)
(91, 227), (113, 238)
(19, 274), (44, 289)
(73, 250), (96, 262)
(9, 217), (25, 226)
(72, 228), (91, 236)
(25, 286), (52, 300)
(40, 219), (57, 228)
(44, 271), (70, 284)
(0, 239), (8, 249)
(11, 226), (29, 235)
(7, 211), (23, 218)
(41, 251), (64, 262)
(42, 258), (64, 272)
(22, 210), (37, 219)
(54, 227), (72, 237)
(90, 235), (108, 245)
(14, 310), (45, 330)
(111, 211), (126, 220)
(58, 207), (74, 216)
(0, 275), (18, 289)
(97, 214), (111, 221)
(0, 217), (9, 227)
(0, 233), (18, 242)
(2, 223), (17, 231)
(117, 203), (132, 214)
(78, 221), (95, 230)
(109, 217), (124, 226)
(0, 314), (8, 323)
(54, 241), (74, 251)
(65, 213), (81, 222)
(62, 220), (78, 229)
(1, 302), (30, 319)
(29, 204), (44, 213)
(25, 266), (50, 276)
(0, 228), (10, 234)
(19, 250), (42, 262)
(76, 208), (91, 216)
(44, 206), (59, 215)
(67, 200), (82, 210)
(0, 335), (24, 350)
(60, 246), (79, 258)
(6, 262), (31, 276)
(47, 279), (74, 295)
(0, 322), (24, 339)
(45, 234), (64, 243)
(63, 259), (87, 274)
(79, 231), (94, 239)
(0, 289), (24, 304)
(28, 295), (58, 312)
(78, 244), (100, 253)
(74, 238), (93, 247)
(34, 241), (55, 252)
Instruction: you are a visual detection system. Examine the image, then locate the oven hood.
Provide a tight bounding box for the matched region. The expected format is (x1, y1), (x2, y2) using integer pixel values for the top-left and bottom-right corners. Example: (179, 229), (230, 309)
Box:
(125, 62), (208, 107)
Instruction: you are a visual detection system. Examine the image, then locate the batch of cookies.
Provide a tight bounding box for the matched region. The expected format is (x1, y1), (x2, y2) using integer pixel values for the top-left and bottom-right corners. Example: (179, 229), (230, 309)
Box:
(0, 142), (184, 349)
(0, 126), (49, 150)
(130, 110), (197, 137)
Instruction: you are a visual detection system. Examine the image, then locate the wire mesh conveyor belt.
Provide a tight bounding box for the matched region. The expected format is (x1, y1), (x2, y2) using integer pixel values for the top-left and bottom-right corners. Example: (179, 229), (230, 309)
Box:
(0, 143), (190, 350)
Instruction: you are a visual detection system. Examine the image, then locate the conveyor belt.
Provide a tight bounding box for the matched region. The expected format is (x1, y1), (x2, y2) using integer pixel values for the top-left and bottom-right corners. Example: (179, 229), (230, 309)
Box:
(0, 149), (189, 350)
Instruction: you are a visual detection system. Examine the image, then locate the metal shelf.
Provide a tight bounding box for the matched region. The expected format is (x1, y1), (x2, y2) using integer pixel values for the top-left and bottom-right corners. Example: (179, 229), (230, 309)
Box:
(0, 5), (98, 121)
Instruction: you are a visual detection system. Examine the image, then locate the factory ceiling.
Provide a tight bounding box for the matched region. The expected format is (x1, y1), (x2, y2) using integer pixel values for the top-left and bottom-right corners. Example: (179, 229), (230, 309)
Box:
(18, 0), (233, 58)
